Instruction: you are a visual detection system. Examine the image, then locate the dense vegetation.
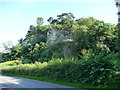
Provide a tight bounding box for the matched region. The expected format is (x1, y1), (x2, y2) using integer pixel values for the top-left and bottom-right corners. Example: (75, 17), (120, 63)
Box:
(1, 13), (120, 88)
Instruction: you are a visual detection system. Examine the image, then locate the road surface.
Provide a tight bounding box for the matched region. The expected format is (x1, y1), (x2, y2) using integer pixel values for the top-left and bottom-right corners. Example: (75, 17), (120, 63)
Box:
(0, 75), (77, 89)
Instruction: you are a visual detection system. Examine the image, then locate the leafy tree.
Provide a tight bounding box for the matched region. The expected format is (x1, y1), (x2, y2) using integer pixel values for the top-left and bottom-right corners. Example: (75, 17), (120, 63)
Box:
(36, 17), (44, 25)
(47, 17), (53, 23)
(2, 13), (118, 63)
(72, 17), (117, 57)
(2, 41), (13, 53)
(18, 38), (23, 44)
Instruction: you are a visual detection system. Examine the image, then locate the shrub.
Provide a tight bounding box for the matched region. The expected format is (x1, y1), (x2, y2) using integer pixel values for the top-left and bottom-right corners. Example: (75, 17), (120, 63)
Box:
(20, 57), (32, 64)
(1, 53), (119, 88)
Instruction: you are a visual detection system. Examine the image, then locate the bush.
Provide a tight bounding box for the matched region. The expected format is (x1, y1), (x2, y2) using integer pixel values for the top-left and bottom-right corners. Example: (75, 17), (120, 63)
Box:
(20, 57), (32, 64)
(43, 58), (117, 86)
(79, 50), (119, 86)
(1, 54), (119, 88)
(107, 71), (120, 88)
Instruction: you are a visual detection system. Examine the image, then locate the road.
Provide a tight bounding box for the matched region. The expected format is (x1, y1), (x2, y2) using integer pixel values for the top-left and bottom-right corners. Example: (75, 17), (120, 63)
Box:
(0, 75), (78, 89)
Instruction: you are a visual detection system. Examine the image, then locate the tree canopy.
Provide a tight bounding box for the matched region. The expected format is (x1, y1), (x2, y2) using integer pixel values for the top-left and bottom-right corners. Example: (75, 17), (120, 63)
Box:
(2, 13), (118, 63)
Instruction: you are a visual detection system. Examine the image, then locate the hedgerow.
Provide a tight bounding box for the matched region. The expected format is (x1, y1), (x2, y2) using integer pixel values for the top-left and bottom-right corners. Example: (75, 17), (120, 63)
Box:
(2, 53), (119, 88)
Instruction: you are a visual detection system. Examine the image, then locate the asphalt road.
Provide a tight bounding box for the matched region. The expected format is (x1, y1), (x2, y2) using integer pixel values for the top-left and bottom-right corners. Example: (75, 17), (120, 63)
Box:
(0, 75), (76, 89)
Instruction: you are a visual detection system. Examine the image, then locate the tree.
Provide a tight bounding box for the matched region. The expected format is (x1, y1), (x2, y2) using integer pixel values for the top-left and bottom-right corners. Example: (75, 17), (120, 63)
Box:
(18, 38), (23, 44)
(57, 13), (75, 21)
(72, 17), (117, 57)
(29, 25), (36, 31)
(2, 41), (13, 53)
(47, 17), (53, 23)
(0, 52), (3, 62)
(4, 13), (117, 63)
(36, 17), (44, 25)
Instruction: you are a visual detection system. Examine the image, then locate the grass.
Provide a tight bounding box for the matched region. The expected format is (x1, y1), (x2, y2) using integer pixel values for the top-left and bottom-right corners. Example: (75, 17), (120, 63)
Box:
(2, 73), (100, 88)
(0, 60), (21, 67)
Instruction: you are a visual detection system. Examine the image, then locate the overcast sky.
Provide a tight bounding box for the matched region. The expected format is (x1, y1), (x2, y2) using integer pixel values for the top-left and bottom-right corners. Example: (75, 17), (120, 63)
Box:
(0, 0), (118, 52)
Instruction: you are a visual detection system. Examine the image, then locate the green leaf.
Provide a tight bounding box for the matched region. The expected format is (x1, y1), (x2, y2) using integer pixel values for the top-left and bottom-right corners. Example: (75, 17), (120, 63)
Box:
(100, 68), (104, 71)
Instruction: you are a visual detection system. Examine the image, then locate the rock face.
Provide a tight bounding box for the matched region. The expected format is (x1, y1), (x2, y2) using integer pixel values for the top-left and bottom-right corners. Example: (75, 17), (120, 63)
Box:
(47, 29), (73, 57)
(46, 29), (59, 46)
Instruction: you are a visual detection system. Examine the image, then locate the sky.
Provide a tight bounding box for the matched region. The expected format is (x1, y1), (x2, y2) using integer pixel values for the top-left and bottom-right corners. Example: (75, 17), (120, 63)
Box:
(0, 0), (118, 52)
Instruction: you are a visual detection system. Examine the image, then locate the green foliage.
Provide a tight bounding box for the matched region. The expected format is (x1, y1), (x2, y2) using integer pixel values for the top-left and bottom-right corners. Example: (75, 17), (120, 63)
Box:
(2, 54), (119, 88)
(116, 23), (120, 59)
(2, 53), (11, 61)
(37, 42), (64, 62)
(3, 13), (118, 63)
(20, 57), (32, 64)
(0, 60), (21, 67)
(72, 17), (117, 58)
(2, 13), (119, 88)
(107, 71), (120, 88)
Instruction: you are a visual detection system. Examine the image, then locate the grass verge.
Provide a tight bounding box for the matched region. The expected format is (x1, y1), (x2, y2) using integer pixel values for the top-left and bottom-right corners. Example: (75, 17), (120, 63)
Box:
(2, 73), (102, 88)
(0, 60), (21, 67)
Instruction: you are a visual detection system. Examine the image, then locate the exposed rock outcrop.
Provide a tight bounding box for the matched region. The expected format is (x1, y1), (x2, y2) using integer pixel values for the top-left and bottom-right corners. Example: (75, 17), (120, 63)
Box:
(47, 29), (73, 57)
